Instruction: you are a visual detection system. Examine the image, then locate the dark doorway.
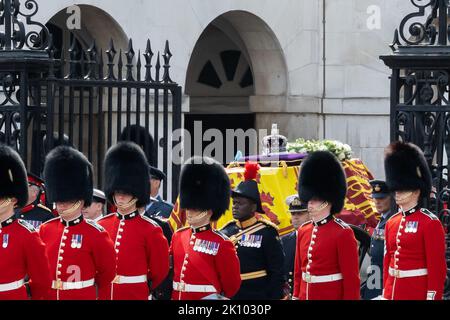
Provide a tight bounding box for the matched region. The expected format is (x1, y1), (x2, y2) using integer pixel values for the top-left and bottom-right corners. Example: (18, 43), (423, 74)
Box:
(184, 113), (255, 165)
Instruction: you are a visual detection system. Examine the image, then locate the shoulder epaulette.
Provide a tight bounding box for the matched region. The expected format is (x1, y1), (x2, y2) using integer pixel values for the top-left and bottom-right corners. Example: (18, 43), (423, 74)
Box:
(97, 213), (115, 222)
(40, 216), (59, 227)
(37, 204), (52, 213)
(220, 220), (236, 231)
(420, 208), (439, 220)
(140, 214), (161, 227)
(85, 219), (105, 232)
(333, 218), (351, 229)
(299, 220), (312, 229)
(174, 226), (190, 234)
(212, 229), (230, 241)
(256, 217), (279, 230)
(17, 219), (36, 232)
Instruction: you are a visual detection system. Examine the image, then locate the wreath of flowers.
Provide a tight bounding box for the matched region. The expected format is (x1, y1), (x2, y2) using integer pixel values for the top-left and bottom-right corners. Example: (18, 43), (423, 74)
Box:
(287, 138), (353, 161)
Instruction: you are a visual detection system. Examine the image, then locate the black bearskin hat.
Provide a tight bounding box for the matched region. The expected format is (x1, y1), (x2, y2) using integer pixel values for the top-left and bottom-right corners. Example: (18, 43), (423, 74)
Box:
(104, 141), (150, 208)
(44, 146), (93, 206)
(298, 151), (347, 214)
(120, 125), (155, 166)
(384, 141), (432, 198)
(0, 144), (28, 207)
(179, 156), (231, 221)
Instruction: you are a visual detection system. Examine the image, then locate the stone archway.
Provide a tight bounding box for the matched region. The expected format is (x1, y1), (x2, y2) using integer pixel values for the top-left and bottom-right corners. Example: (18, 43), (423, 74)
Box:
(185, 10), (288, 163)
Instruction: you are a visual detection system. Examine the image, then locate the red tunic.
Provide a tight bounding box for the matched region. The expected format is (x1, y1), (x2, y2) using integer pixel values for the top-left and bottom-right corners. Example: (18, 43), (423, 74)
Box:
(0, 215), (51, 300)
(170, 224), (241, 300)
(39, 216), (116, 300)
(293, 216), (360, 300)
(98, 212), (170, 300)
(383, 207), (447, 300)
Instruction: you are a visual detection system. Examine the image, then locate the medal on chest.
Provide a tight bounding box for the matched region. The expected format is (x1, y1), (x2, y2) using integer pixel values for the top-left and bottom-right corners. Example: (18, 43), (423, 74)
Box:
(71, 234), (83, 249)
(239, 234), (263, 248)
(193, 239), (220, 255)
(373, 228), (385, 240)
(405, 221), (419, 234)
(2, 234), (9, 249)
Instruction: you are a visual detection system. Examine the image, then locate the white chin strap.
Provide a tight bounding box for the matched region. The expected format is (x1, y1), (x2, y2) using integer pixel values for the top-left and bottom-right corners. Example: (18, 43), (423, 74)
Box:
(59, 200), (82, 216)
(309, 201), (329, 213)
(396, 191), (413, 202)
(0, 198), (12, 210)
(187, 211), (209, 225)
(114, 197), (138, 211)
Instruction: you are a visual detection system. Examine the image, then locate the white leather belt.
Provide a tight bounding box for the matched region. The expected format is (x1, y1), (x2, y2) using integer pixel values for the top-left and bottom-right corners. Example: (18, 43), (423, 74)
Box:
(389, 267), (428, 278)
(302, 272), (343, 284)
(0, 279), (25, 292)
(112, 275), (147, 284)
(52, 279), (95, 290)
(173, 281), (217, 293)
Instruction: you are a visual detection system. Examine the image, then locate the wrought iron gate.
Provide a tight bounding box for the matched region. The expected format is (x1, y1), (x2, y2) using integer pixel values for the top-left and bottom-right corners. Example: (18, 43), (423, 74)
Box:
(380, 0), (450, 299)
(0, 0), (182, 201)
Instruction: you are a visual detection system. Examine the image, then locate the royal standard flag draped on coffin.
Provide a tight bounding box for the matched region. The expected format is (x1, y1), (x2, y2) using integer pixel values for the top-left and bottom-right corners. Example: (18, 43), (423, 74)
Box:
(168, 159), (377, 236)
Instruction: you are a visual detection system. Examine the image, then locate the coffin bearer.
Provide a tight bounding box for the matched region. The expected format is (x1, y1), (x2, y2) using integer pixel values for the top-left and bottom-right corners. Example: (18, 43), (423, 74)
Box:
(0, 145), (51, 300)
(221, 162), (286, 300)
(171, 156), (241, 300)
(293, 151), (360, 300)
(383, 142), (447, 300)
(281, 195), (309, 296)
(39, 146), (116, 300)
(363, 180), (394, 300)
(99, 141), (169, 300)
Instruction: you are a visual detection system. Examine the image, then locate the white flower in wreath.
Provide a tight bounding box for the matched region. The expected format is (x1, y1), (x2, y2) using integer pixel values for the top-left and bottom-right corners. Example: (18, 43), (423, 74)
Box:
(343, 144), (352, 152)
(338, 152), (347, 161)
(318, 145), (327, 151)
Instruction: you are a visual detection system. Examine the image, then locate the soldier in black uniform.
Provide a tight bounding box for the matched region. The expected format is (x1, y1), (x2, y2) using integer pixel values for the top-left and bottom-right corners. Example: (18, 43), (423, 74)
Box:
(363, 180), (395, 300)
(221, 162), (286, 300)
(15, 173), (53, 229)
(145, 166), (174, 219)
(281, 195), (309, 296)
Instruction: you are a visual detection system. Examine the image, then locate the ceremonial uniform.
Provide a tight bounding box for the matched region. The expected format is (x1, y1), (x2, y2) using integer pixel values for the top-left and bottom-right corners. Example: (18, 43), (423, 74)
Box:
(0, 216), (51, 300)
(98, 212), (169, 300)
(295, 151), (360, 300)
(221, 217), (286, 300)
(363, 180), (394, 300)
(173, 156), (242, 300)
(383, 207), (447, 300)
(0, 145), (52, 300)
(170, 224), (241, 300)
(293, 216), (360, 300)
(102, 142), (170, 300)
(41, 146), (116, 300)
(145, 195), (174, 219)
(383, 141), (447, 300)
(16, 203), (54, 229)
(39, 216), (116, 300)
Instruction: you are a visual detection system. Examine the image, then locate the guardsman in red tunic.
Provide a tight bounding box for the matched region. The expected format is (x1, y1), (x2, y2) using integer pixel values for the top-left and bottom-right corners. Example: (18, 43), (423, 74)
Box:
(383, 142), (447, 300)
(98, 142), (169, 300)
(0, 145), (51, 300)
(39, 146), (116, 300)
(171, 156), (241, 300)
(293, 151), (360, 300)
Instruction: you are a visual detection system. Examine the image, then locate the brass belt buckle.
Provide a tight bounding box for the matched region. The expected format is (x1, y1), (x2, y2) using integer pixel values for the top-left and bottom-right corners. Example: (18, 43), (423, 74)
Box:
(178, 282), (186, 292)
(394, 270), (401, 278)
(304, 273), (312, 283)
(112, 275), (121, 284)
(54, 279), (63, 290)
